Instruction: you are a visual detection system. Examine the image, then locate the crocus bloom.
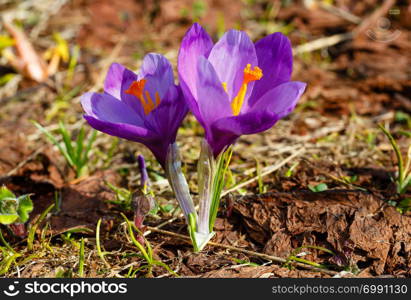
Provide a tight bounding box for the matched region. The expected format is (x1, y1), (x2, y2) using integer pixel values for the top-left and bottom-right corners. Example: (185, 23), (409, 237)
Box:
(81, 53), (188, 167)
(178, 23), (306, 157)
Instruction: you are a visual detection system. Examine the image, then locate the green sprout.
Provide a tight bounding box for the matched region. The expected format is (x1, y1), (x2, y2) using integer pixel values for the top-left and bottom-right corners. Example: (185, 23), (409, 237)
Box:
(308, 183), (328, 193)
(27, 203), (55, 251)
(379, 124), (411, 194)
(105, 182), (133, 211)
(78, 237), (85, 277)
(121, 214), (177, 277)
(96, 218), (110, 268)
(284, 245), (335, 270)
(285, 161), (299, 178)
(0, 186), (33, 226)
(33, 121), (97, 178)
(209, 147), (233, 233)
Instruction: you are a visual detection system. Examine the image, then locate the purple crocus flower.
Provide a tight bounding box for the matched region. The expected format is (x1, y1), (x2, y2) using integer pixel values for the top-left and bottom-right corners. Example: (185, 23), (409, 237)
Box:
(81, 53), (188, 167)
(178, 23), (306, 157)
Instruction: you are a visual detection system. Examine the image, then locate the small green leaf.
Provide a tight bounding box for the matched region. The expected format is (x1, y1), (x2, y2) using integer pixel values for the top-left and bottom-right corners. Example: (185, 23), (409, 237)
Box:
(285, 162), (299, 177)
(395, 111), (410, 123)
(0, 214), (19, 225)
(308, 183), (328, 192)
(0, 74), (15, 86)
(160, 204), (174, 213)
(16, 195), (33, 223)
(0, 35), (14, 49)
(0, 186), (15, 200)
(398, 130), (411, 138)
(0, 187), (18, 217)
(398, 198), (411, 213)
(0, 187), (33, 225)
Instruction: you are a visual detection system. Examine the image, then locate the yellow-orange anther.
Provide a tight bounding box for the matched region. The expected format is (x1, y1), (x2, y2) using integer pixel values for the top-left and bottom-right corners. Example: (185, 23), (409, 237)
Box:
(125, 79), (161, 115)
(231, 64), (262, 116)
(125, 79), (146, 99)
(222, 82), (228, 93)
(243, 64), (263, 84)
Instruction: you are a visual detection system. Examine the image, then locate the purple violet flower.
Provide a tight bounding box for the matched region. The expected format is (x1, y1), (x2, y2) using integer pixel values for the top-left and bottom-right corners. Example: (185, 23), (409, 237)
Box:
(137, 154), (150, 192)
(178, 23), (306, 157)
(81, 53), (188, 167)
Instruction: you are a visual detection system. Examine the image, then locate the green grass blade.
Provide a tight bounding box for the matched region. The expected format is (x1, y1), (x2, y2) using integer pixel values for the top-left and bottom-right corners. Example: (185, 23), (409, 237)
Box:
(81, 129), (97, 166)
(209, 147), (233, 232)
(78, 237), (85, 277)
(33, 121), (74, 167)
(121, 213), (151, 262)
(287, 256), (326, 269)
(0, 228), (15, 253)
(379, 124), (404, 187)
(0, 252), (21, 275)
(75, 127), (85, 164)
(152, 260), (179, 277)
(96, 218), (110, 268)
(59, 121), (76, 164)
(27, 203), (55, 251)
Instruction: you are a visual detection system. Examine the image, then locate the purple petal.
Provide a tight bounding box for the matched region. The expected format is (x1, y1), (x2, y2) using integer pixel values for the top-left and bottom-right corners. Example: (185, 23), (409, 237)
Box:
(140, 53), (174, 99)
(83, 115), (151, 142)
(249, 32), (293, 105)
(145, 85), (188, 142)
(80, 92), (97, 117)
(208, 30), (257, 102)
(251, 81), (306, 118)
(209, 81), (306, 156)
(102, 63), (148, 117)
(178, 23), (214, 122)
(81, 92), (144, 126)
(196, 56), (231, 135)
(83, 115), (169, 166)
(104, 63), (125, 99)
(103, 63), (144, 117)
(137, 154), (149, 188)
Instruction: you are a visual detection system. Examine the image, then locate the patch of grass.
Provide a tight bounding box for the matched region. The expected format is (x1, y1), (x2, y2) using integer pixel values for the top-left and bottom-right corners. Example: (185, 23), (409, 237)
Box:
(379, 124), (411, 194)
(105, 182), (133, 211)
(96, 218), (110, 268)
(33, 121), (97, 178)
(121, 213), (178, 277)
(27, 203), (55, 251)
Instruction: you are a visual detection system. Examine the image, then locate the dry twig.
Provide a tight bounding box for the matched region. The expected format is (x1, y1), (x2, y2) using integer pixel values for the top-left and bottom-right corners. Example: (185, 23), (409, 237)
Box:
(146, 226), (338, 276)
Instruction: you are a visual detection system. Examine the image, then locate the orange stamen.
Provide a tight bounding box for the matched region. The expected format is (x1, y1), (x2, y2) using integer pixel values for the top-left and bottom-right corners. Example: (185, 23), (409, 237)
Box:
(230, 64), (263, 116)
(243, 64), (263, 84)
(125, 79), (146, 99)
(125, 79), (161, 115)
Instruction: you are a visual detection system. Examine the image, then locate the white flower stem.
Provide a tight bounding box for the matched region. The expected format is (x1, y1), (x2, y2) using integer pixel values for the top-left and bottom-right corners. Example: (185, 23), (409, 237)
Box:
(165, 143), (197, 221)
(197, 139), (215, 236)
